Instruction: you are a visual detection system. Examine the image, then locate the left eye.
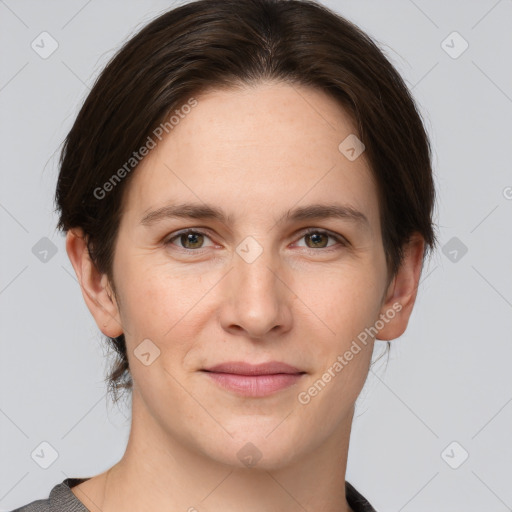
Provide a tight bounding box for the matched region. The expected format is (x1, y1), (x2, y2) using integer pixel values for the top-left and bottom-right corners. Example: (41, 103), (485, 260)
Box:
(165, 229), (345, 251)
(295, 229), (343, 249)
(166, 230), (215, 250)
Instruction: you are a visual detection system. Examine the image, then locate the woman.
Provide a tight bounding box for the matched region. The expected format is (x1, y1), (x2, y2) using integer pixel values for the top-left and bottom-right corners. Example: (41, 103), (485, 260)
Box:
(14, 0), (436, 510)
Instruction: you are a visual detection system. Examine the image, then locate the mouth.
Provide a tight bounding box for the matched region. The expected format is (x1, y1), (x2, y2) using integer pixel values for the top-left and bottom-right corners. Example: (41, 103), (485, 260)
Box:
(202, 361), (305, 375)
(200, 361), (306, 397)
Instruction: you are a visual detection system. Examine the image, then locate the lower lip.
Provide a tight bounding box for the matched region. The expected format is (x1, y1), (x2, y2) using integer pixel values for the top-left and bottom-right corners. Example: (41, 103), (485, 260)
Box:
(202, 371), (305, 397)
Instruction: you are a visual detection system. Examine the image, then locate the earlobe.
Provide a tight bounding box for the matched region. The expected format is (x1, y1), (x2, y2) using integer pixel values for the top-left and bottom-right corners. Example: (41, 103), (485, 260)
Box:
(65, 228), (124, 338)
(376, 233), (425, 341)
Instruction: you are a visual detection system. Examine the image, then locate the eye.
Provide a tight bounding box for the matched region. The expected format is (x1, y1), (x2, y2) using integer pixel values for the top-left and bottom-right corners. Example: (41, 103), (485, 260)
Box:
(165, 229), (215, 250)
(294, 229), (347, 250)
(164, 228), (347, 252)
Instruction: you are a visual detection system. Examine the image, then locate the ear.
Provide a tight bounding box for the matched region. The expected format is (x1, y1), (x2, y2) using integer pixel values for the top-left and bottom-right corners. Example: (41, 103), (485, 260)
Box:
(376, 232), (425, 341)
(65, 228), (123, 338)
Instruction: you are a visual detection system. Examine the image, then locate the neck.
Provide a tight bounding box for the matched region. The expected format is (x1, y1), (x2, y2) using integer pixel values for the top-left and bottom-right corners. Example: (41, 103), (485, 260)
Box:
(74, 389), (356, 512)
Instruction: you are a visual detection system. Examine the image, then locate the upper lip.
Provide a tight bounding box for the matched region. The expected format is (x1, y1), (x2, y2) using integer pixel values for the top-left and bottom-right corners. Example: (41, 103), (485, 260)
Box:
(202, 361), (305, 375)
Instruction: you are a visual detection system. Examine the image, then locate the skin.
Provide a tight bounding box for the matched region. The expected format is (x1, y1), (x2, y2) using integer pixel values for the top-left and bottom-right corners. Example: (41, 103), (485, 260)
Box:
(66, 81), (425, 512)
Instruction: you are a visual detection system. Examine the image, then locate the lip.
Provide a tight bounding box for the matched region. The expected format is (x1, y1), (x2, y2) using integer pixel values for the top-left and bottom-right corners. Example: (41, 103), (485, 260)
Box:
(201, 361), (306, 397)
(203, 361), (304, 375)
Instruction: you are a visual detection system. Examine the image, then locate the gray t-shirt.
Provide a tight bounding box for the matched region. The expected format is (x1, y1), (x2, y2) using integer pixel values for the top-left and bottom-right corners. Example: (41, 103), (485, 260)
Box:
(11, 477), (378, 511)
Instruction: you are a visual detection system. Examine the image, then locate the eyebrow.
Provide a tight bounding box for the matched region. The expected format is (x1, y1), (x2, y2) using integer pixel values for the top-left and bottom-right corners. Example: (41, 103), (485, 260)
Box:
(140, 202), (370, 230)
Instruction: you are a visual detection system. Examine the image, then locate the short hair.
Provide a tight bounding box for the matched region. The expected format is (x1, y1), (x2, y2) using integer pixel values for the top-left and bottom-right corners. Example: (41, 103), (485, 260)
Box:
(55, 0), (438, 404)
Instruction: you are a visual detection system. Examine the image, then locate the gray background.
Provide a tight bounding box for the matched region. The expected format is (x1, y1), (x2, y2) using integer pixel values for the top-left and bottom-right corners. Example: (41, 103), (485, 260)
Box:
(1, 0), (511, 510)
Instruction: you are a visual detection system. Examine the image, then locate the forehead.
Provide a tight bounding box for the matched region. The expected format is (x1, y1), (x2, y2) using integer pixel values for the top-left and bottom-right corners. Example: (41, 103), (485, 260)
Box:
(121, 81), (380, 233)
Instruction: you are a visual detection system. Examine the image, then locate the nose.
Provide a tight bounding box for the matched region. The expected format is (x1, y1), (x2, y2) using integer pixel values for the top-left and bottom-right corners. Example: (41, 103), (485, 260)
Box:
(218, 245), (293, 340)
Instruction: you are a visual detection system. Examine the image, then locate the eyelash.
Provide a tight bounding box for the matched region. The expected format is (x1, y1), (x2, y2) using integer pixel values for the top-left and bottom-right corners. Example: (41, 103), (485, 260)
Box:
(164, 228), (348, 254)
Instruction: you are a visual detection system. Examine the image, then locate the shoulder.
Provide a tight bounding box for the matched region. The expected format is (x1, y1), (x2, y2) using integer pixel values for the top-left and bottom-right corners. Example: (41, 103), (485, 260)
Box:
(346, 480), (378, 512)
(9, 478), (89, 512)
(10, 498), (49, 512)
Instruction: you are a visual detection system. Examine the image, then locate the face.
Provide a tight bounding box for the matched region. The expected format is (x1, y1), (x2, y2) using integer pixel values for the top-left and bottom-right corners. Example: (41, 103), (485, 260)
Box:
(87, 81), (403, 469)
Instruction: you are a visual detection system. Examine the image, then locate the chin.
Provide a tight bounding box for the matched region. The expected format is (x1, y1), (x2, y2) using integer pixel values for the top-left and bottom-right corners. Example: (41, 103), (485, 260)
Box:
(201, 428), (303, 471)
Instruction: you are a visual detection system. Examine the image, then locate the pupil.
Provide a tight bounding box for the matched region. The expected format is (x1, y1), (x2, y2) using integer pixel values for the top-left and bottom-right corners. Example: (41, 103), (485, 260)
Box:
(183, 233), (202, 248)
(308, 233), (327, 248)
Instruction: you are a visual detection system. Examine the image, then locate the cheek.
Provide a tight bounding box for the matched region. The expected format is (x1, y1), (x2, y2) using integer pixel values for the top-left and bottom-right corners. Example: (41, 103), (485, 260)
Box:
(293, 272), (380, 426)
(117, 254), (201, 329)
(297, 262), (384, 346)
(116, 266), (204, 393)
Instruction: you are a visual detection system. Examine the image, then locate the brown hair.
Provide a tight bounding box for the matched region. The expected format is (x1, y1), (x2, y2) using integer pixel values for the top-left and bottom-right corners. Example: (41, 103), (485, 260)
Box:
(55, 0), (437, 404)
